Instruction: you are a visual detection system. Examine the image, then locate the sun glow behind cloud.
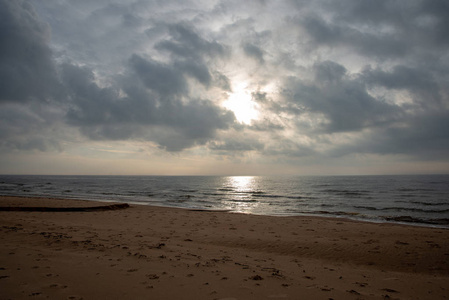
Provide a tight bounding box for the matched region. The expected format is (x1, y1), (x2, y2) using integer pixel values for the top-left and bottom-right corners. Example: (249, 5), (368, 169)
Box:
(223, 83), (259, 124)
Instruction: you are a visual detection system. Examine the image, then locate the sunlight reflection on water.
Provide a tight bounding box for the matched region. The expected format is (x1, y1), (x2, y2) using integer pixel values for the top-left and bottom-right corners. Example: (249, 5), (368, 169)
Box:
(227, 176), (254, 192)
(225, 176), (261, 214)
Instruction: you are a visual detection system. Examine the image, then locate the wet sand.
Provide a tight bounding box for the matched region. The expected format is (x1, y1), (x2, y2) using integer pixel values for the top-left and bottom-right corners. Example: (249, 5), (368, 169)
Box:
(1, 196), (448, 299)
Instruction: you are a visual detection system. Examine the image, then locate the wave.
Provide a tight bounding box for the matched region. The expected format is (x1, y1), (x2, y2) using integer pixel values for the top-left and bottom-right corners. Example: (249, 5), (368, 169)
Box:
(166, 198), (189, 203)
(286, 195), (315, 200)
(251, 191), (266, 195)
(321, 189), (370, 196)
(253, 194), (284, 198)
(201, 192), (226, 196)
(310, 210), (360, 216)
(224, 193), (315, 201)
(398, 194), (417, 198)
(231, 191), (266, 195)
(395, 200), (449, 206)
(0, 187), (15, 191)
(228, 199), (258, 203)
(178, 189), (198, 193)
(384, 216), (449, 225)
(284, 208), (360, 217)
(286, 209), (449, 226)
(353, 205), (378, 211)
(396, 188), (435, 192)
(313, 184), (332, 188)
(354, 206), (449, 214)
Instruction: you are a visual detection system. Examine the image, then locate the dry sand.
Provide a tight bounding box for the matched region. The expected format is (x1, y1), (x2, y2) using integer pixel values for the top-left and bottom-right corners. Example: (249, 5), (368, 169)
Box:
(1, 196), (448, 299)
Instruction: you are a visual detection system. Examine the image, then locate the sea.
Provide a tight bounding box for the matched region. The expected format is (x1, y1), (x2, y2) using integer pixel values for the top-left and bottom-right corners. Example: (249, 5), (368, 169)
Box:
(1, 175), (448, 228)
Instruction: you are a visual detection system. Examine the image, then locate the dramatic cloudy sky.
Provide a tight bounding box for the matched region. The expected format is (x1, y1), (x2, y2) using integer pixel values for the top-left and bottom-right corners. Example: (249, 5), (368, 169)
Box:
(1, 0), (449, 175)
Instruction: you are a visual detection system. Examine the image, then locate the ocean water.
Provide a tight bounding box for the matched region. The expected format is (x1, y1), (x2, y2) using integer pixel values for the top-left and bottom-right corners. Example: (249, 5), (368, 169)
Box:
(1, 175), (448, 227)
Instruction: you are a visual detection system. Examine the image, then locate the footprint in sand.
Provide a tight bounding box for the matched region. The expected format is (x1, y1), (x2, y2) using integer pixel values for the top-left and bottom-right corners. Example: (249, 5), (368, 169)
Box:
(346, 289), (361, 295)
(49, 284), (67, 289)
(382, 288), (399, 293)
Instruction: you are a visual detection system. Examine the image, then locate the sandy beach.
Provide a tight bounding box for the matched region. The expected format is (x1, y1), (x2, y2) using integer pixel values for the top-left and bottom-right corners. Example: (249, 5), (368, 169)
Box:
(1, 196), (448, 299)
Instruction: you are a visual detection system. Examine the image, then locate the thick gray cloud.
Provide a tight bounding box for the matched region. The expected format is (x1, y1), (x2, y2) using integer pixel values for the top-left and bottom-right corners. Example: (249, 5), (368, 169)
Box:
(209, 135), (264, 152)
(361, 65), (444, 108)
(154, 22), (229, 88)
(129, 54), (188, 97)
(271, 57), (448, 158)
(328, 112), (449, 160)
(278, 61), (401, 133)
(155, 23), (228, 61)
(62, 59), (234, 151)
(0, 103), (63, 152)
(0, 0), (59, 103)
(0, 0), (235, 153)
(298, 0), (449, 60)
(300, 14), (408, 59)
(242, 42), (264, 64)
(1, 0), (449, 174)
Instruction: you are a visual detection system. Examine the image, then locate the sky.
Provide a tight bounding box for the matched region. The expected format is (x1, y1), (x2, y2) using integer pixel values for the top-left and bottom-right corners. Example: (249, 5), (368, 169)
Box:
(1, 0), (449, 176)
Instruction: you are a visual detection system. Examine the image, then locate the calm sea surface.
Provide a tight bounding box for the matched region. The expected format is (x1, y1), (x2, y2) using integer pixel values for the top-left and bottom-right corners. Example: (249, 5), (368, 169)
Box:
(1, 175), (448, 227)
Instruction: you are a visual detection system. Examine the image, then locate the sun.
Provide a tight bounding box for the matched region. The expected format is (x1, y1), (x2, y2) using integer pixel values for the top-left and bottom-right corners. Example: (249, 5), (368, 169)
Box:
(223, 84), (259, 124)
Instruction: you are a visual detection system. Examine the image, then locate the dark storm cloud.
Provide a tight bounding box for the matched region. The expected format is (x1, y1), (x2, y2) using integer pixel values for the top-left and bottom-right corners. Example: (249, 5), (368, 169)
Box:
(0, 0), (59, 103)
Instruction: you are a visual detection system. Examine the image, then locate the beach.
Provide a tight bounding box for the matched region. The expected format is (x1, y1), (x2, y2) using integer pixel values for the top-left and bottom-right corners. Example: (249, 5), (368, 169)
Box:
(1, 196), (448, 299)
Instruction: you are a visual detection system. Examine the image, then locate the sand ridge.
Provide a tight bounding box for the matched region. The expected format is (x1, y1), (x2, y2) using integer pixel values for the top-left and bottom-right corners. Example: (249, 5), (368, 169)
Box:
(0, 196), (448, 299)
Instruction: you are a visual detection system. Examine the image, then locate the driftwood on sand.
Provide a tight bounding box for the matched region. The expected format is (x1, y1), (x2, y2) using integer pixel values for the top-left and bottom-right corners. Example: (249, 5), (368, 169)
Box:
(0, 203), (129, 212)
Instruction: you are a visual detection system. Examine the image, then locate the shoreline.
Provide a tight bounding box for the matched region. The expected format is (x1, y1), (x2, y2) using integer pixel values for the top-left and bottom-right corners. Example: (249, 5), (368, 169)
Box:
(1, 196), (448, 299)
(2, 194), (448, 230)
